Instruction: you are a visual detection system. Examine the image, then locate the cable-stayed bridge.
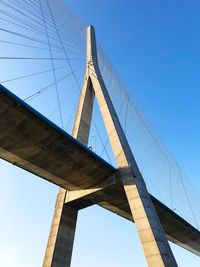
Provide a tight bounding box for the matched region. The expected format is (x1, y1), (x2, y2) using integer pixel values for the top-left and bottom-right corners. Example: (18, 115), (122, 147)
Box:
(0, 1), (200, 266)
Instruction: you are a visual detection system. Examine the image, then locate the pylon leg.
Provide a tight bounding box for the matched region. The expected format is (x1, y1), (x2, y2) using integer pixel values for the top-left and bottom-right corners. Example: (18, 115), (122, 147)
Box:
(85, 26), (178, 267)
(43, 189), (78, 267)
(123, 178), (178, 267)
(43, 49), (94, 267)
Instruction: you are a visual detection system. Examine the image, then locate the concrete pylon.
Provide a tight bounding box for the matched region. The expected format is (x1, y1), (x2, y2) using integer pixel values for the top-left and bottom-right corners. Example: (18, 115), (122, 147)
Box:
(43, 25), (178, 267)
(42, 30), (94, 267)
(86, 25), (178, 267)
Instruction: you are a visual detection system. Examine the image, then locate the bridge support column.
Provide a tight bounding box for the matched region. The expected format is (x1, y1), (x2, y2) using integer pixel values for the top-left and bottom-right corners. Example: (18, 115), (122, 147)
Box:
(43, 27), (94, 267)
(43, 189), (78, 267)
(86, 25), (178, 267)
(43, 24), (179, 267)
(123, 178), (177, 267)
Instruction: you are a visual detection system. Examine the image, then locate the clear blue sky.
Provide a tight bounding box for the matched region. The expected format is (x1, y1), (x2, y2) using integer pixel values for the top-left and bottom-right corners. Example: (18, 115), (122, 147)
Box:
(0, 0), (200, 266)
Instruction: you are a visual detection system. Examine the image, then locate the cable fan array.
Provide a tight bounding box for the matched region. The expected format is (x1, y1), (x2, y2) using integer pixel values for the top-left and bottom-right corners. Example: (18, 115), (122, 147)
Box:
(0, 0), (86, 132)
(96, 44), (200, 230)
(0, 0), (199, 231)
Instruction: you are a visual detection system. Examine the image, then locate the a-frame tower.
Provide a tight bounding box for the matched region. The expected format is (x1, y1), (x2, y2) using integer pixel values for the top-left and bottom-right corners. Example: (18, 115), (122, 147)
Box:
(43, 26), (178, 267)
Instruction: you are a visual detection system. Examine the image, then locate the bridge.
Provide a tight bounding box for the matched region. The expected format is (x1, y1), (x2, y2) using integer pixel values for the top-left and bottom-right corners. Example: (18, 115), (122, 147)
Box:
(0, 1), (200, 267)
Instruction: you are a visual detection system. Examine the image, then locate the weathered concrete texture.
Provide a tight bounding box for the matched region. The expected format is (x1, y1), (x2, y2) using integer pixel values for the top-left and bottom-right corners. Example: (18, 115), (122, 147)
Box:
(123, 180), (177, 266)
(65, 180), (200, 256)
(1, 25), (200, 267)
(86, 25), (178, 266)
(99, 182), (200, 257)
(0, 84), (115, 191)
(43, 189), (66, 266)
(43, 68), (95, 267)
(72, 77), (94, 145)
(43, 189), (78, 267)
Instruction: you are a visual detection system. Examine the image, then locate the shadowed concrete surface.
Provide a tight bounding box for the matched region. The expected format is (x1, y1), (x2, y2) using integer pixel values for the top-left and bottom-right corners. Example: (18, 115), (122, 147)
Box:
(0, 83), (200, 257)
(43, 188), (78, 267)
(0, 84), (115, 190)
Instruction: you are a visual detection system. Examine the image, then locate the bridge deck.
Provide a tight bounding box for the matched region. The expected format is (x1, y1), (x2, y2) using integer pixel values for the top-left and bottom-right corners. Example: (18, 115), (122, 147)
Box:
(0, 84), (115, 190)
(0, 84), (200, 256)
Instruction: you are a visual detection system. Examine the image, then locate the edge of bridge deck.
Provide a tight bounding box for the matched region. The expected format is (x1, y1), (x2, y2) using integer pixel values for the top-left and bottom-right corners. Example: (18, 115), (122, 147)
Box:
(0, 84), (115, 171)
(1, 83), (200, 257)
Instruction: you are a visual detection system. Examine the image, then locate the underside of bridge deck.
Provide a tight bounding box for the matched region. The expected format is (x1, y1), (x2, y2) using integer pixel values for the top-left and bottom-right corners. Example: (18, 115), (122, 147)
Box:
(0, 84), (115, 191)
(0, 83), (200, 257)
